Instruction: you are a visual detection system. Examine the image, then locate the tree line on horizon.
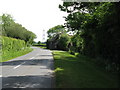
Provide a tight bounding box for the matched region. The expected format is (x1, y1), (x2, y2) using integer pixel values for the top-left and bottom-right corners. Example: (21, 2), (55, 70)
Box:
(0, 14), (36, 45)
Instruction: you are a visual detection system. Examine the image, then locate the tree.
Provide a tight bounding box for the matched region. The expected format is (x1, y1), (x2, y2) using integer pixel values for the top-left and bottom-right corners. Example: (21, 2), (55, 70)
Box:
(47, 25), (66, 39)
(1, 14), (37, 45)
(71, 31), (83, 52)
(59, 2), (120, 71)
(38, 41), (41, 44)
(2, 14), (14, 36)
(57, 33), (71, 51)
(47, 25), (71, 50)
(0, 16), (2, 35)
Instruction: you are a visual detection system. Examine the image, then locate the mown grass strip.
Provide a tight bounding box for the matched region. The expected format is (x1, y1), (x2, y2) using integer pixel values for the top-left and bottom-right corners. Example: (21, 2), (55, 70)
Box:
(1, 47), (33, 62)
(53, 50), (119, 88)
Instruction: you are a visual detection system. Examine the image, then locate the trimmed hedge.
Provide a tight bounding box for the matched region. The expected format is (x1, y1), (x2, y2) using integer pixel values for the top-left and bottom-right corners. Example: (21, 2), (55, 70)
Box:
(1, 36), (26, 55)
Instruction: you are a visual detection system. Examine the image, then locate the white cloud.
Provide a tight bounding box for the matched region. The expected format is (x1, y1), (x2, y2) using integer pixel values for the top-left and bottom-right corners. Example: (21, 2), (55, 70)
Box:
(0, 0), (67, 42)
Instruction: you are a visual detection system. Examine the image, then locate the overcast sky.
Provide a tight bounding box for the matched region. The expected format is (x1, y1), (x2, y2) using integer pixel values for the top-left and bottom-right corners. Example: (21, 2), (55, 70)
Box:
(0, 0), (67, 42)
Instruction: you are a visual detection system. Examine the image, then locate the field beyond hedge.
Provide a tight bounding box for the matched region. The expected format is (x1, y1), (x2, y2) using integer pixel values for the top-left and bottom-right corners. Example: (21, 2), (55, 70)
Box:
(53, 51), (119, 88)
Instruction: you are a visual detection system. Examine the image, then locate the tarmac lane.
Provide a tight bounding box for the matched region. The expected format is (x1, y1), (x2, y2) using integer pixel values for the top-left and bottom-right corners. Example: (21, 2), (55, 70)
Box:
(0, 47), (54, 89)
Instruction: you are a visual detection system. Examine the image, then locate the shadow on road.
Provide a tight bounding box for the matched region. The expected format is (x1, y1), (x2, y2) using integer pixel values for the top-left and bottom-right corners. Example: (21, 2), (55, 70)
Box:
(1, 59), (54, 70)
(1, 75), (54, 88)
(1, 58), (55, 89)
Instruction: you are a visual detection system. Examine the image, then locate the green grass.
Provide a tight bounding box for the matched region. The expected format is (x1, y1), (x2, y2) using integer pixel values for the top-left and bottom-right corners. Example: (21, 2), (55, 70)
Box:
(32, 44), (47, 49)
(53, 50), (119, 88)
(33, 45), (46, 49)
(1, 47), (33, 62)
(38, 46), (46, 49)
(40, 43), (46, 46)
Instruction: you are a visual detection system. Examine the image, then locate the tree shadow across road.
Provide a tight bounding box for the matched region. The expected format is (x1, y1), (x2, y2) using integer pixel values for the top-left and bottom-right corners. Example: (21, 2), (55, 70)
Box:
(1, 58), (55, 89)
(1, 75), (54, 89)
(1, 59), (54, 70)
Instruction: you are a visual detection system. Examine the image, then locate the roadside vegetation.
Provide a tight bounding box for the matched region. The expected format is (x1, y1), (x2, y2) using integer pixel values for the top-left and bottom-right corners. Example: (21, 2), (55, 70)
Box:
(1, 14), (36, 46)
(0, 14), (36, 62)
(46, 2), (120, 88)
(1, 47), (32, 62)
(47, 2), (120, 72)
(33, 41), (47, 49)
(53, 50), (119, 88)
(0, 36), (33, 62)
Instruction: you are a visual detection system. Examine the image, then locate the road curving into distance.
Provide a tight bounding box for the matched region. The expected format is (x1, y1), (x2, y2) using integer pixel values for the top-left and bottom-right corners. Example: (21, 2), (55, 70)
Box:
(0, 47), (54, 89)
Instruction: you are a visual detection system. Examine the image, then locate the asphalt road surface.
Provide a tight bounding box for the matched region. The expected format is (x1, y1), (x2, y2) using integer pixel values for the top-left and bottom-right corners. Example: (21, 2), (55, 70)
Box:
(0, 47), (54, 89)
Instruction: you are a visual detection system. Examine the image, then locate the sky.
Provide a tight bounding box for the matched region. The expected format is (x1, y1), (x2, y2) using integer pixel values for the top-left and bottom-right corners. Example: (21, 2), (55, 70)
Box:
(0, 0), (67, 42)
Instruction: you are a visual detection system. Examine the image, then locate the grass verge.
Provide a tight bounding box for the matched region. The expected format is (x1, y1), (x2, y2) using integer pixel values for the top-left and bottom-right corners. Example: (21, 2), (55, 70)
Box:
(33, 44), (47, 49)
(37, 46), (46, 49)
(1, 47), (33, 62)
(53, 50), (119, 88)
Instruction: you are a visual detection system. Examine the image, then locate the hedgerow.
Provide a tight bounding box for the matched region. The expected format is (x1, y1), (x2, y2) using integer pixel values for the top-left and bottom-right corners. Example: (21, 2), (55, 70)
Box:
(2, 36), (26, 55)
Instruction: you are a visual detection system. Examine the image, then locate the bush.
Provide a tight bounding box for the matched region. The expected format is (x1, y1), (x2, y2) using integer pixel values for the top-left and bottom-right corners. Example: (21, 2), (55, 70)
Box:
(2, 36), (26, 54)
(37, 41), (41, 45)
(57, 34), (71, 51)
(71, 33), (83, 53)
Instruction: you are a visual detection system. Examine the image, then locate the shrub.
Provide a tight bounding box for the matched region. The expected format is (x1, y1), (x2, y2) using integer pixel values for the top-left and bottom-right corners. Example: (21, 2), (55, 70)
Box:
(2, 36), (26, 54)
(57, 34), (71, 51)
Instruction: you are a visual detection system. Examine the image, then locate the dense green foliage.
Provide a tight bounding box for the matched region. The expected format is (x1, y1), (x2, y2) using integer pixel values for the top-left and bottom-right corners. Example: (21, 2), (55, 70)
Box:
(70, 31), (83, 53)
(1, 36), (33, 62)
(53, 51), (119, 88)
(1, 14), (36, 45)
(59, 2), (120, 72)
(37, 41), (41, 45)
(47, 25), (71, 50)
(2, 36), (25, 52)
(47, 25), (66, 39)
(0, 14), (36, 62)
(57, 34), (71, 51)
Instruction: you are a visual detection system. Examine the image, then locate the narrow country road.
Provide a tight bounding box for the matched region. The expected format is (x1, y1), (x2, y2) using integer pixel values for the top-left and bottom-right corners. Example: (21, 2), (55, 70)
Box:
(0, 47), (54, 89)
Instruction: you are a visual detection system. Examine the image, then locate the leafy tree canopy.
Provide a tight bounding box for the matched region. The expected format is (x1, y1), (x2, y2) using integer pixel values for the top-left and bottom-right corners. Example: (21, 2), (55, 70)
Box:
(47, 25), (66, 39)
(59, 2), (120, 71)
(0, 14), (36, 45)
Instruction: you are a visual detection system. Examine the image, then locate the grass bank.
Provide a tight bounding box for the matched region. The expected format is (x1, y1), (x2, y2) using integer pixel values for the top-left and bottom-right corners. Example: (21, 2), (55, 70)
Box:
(1, 47), (33, 62)
(53, 50), (119, 88)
